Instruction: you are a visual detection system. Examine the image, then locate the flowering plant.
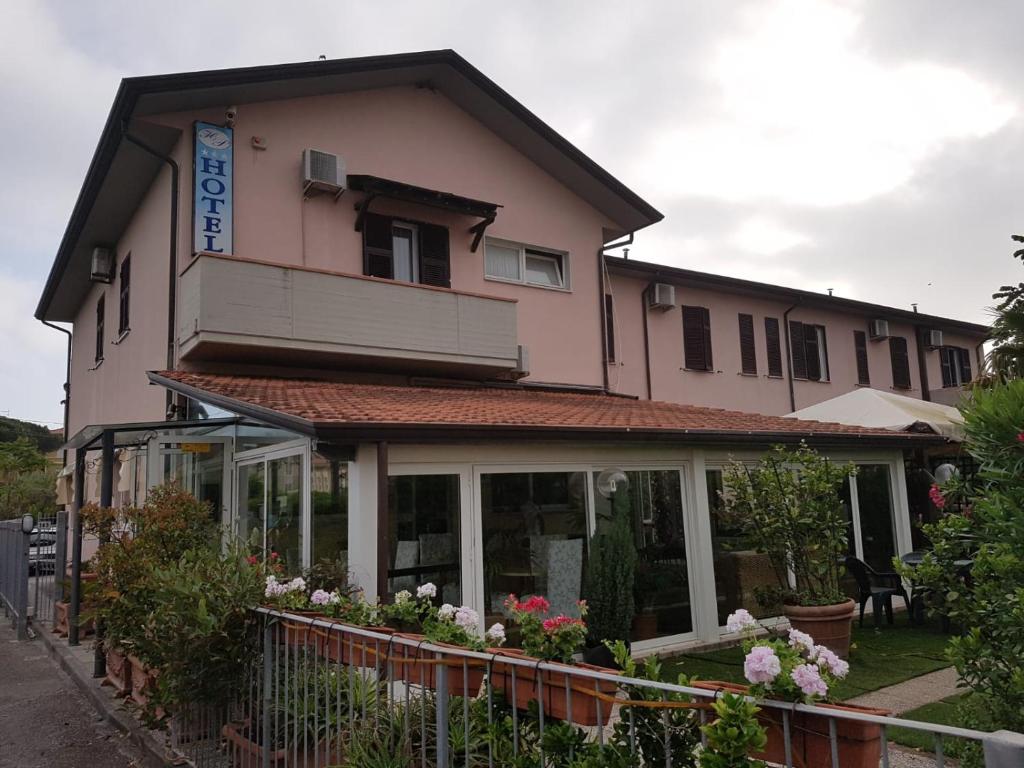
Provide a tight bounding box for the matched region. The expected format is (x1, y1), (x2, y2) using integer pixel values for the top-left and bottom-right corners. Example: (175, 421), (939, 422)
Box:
(504, 594), (588, 663)
(422, 602), (506, 651)
(381, 582), (437, 630)
(726, 610), (848, 703)
(264, 575), (310, 611)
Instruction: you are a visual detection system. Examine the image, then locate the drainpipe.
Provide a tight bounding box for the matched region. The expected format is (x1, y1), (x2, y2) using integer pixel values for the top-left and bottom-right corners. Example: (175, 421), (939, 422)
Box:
(641, 285), (653, 400)
(975, 340), (986, 379)
(121, 125), (179, 414)
(914, 325), (932, 402)
(782, 302), (800, 412)
(41, 320), (71, 466)
(598, 232), (634, 392)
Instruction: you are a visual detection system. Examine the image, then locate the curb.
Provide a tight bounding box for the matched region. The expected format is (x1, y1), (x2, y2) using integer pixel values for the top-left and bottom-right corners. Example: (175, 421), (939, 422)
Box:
(34, 624), (175, 767)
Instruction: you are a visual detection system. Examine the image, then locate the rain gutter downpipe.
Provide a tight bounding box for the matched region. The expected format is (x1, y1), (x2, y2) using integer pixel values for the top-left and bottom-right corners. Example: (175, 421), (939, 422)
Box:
(121, 124), (179, 414)
(783, 302), (801, 413)
(40, 320), (71, 466)
(598, 232), (634, 393)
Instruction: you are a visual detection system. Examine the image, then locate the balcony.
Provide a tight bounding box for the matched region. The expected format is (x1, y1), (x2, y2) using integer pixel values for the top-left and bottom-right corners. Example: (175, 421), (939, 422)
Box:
(177, 254), (521, 376)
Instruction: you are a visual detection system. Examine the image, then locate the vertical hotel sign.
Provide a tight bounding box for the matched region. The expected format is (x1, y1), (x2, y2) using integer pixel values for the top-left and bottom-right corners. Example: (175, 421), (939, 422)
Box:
(193, 122), (233, 254)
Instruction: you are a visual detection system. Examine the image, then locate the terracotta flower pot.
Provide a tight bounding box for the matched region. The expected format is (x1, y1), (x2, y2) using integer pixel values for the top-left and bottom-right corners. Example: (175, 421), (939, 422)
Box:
(275, 609), (322, 649)
(389, 634), (487, 698)
(490, 650), (620, 726)
(222, 720), (338, 768)
(313, 622), (395, 668)
(127, 654), (161, 715)
(53, 601), (94, 638)
(102, 645), (131, 697)
(784, 599), (855, 658)
(692, 681), (890, 768)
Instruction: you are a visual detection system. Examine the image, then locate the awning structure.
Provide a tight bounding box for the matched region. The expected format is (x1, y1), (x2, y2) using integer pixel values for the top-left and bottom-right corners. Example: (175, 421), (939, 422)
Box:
(786, 388), (965, 441)
(147, 370), (943, 448)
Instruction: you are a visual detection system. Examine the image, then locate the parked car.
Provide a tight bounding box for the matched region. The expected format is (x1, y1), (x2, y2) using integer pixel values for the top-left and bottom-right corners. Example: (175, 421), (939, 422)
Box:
(28, 527), (57, 575)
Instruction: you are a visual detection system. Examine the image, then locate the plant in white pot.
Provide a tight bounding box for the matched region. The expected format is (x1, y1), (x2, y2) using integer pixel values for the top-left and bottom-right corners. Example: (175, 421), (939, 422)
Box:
(719, 443), (857, 656)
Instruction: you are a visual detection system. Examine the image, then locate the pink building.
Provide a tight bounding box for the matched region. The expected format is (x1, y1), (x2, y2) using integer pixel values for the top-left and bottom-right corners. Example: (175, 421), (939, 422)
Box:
(36, 51), (973, 650)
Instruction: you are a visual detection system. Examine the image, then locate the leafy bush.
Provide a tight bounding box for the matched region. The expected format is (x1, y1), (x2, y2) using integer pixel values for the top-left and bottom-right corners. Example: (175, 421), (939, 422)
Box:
(0, 437), (53, 520)
(720, 443), (855, 606)
(583, 489), (637, 646)
(699, 693), (767, 768)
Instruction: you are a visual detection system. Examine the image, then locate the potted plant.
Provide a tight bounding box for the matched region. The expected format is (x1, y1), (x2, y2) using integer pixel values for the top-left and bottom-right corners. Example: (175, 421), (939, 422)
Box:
(492, 595), (619, 726)
(263, 573), (317, 647)
(720, 443), (858, 656)
(693, 610), (889, 768)
(582, 490), (636, 666)
(312, 589), (395, 668)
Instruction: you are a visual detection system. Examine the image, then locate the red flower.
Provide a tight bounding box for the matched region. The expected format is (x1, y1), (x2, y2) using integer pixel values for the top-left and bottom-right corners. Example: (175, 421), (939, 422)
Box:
(928, 483), (946, 510)
(542, 615), (584, 632)
(246, 555), (259, 565)
(520, 596), (551, 614)
(1017, 432), (1024, 443)
(269, 551), (280, 560)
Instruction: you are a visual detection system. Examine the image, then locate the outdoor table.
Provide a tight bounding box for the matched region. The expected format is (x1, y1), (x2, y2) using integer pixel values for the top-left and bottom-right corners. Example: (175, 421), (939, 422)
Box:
(899, 551), (972, 625)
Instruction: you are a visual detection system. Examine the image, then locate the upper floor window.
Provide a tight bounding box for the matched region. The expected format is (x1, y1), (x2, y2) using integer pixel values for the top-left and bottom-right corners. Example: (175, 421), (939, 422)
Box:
(889, 336), (912, 390)
(682, 306), (713, 371)
(737, 313), (757, 375)
(940, 346), (973, 388)
(118, 254), (131, 335)
(764, 317), (783, 377)
(95, 295), (105, 363)
(484, 238), (569, 290)
(853, 330), (870, 386)
(362, 212), (450, 288)
(790, 321), (829, 381)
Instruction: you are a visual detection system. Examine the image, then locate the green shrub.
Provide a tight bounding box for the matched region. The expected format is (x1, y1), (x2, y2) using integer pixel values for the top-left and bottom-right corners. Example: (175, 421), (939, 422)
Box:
(699, 693), (767, 768)
(583, 489), (637, 646)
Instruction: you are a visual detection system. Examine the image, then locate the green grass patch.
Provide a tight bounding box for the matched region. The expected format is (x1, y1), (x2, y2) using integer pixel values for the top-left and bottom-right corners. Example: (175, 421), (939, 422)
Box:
(663, 615), (952, 701)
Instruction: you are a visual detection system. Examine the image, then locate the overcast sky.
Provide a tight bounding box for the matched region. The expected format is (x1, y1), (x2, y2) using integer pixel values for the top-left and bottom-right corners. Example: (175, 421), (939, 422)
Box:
(1, 0), (1021, 427)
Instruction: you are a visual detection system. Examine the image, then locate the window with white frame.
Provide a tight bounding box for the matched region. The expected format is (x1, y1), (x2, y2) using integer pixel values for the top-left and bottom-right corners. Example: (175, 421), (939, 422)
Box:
(484, 238), (569, 289)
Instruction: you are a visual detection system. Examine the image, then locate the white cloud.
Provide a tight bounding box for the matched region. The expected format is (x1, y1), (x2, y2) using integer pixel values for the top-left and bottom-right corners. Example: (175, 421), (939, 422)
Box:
(730, 216), (811, 255)
(634, 0), (1016, 207)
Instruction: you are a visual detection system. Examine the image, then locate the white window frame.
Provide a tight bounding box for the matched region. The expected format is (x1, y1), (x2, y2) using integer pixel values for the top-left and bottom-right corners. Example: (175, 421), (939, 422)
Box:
(483, 237), (570, 291)
(391, 221), (419, 284)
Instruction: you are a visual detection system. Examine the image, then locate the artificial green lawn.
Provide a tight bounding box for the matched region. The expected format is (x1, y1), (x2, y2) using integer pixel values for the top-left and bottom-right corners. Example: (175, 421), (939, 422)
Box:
(662, 615), (952, 701)
(889, 694), (975, 756)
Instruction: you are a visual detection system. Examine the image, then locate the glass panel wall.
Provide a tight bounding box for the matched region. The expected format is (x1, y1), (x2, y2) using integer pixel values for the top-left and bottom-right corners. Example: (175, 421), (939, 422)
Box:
(267, 454), (303, 573)
(387, 474), (461, 604)
(480, 472), (587, 626)
(236, 462), (265, 553)
(311, 453), (348, 567)
(592, 470), (693, 641)
(155, 441), (226, 523)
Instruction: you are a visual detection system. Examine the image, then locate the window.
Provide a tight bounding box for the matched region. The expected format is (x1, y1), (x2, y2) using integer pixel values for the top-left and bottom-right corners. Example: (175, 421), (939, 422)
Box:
(388, 474), (461, 603)
(764, 317), (783, 377)
(682, 306), (713, 371)
(311, 452), (348, 567)
(854, 330), (870, 385)
(789, 320), (829, 381)
(604, 294), (616, 363)
(889, 336), (912, 389)
(94, 295), (105, 363)
(362, 212), (450, 287)
(940, 346), (973, 387)
(118, 254), (131, 335)
(483, 238), (569, 289)
(738, 313), (757, 375)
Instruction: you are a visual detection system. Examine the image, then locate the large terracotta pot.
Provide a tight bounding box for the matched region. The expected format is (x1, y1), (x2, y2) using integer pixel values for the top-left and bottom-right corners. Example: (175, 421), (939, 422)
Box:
(785, 599), (855, 658)
(693, 681), (890, 768)
(490, 649), (620, 726)
(389, 634), (487, 698)
(222, 721), (336, 768)
(127, 654), (161, 716)
(53, 601), (94, 638)
(313, 622), (395, 668)
(102, 645), (131, 697)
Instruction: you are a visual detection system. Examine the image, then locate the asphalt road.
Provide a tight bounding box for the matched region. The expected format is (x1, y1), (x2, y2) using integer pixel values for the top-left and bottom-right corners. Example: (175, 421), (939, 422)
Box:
(0, 623), (146, 768)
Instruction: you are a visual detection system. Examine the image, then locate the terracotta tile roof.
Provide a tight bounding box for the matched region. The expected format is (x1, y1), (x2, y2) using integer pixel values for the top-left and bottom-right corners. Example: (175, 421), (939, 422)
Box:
(150, 371), (939, 445)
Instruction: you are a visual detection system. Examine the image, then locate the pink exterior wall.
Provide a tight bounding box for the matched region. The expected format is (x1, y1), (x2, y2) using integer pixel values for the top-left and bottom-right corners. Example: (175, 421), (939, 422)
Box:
(607, 272), (983, 415)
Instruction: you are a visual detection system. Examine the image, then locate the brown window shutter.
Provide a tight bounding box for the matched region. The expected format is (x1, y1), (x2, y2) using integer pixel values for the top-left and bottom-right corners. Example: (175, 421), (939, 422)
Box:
(363, 212), (394, 279)
(604, 294), (616, 363)
(789, 320), (807, 379)
(854, 330), (870, 385)
(682, 306), (712, 371)
(939, 347), (953, 387)
(959, 347), (972, 383)
(890, 336), (911, 389)
(765, 317), (783, 377)
(738, 313), (757, 374)
(418, 223), (451, 288)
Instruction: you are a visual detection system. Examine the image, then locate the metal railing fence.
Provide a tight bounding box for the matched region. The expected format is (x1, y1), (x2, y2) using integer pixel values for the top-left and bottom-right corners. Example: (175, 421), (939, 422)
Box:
(165, 608), (1024, 768)
(29, 510), (65, 631)
(0, 517), (30, 640)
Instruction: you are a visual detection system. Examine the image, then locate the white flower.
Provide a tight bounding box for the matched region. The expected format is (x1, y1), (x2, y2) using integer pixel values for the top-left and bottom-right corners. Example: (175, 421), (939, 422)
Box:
(726, 609), (757, 633)
(264, 577), (286, 598)
(394, 590), (412, 605)
(416, 583), (437, 599)
(454, 606), (479, 631)
(485, 623), (506, 646)
(438, 603), (456, 620)
(286, 577), (307, 593)
(310, 589), (336, 606)
(788, 628), (815, 654)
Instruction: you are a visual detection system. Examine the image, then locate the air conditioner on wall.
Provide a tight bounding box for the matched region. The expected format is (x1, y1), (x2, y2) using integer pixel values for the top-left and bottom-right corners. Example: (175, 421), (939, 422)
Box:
(302, 149), (347, 197)
(90, 247), (114, 283)
(647, 283), (676, 311)
(926, 329), (944, 348)
(868, 319), (890, 340)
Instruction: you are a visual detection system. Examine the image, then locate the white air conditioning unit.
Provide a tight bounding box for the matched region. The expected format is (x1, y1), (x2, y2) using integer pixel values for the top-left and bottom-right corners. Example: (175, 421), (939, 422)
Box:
(90, 247), (114, 283)
(514, 344), (530, 378)
(302, 149), (346, 197)
(647, 283), (676, 311)
(926, 329), (944, 349)
(868, 319), (890, 340)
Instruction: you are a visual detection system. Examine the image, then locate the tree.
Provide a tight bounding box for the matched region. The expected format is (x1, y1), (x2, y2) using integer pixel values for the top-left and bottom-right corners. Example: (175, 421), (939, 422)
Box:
(0, 437), (54, 520)
(988, 234), (1024, 379)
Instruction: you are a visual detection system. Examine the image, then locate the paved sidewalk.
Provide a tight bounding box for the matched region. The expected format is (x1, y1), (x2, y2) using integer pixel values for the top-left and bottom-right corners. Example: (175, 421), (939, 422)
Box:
(846, 665), (960, 715)
(0, 622), (147, 768)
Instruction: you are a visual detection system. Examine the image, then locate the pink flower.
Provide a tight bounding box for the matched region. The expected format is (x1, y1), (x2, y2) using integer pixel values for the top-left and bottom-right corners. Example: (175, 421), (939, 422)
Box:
(788, 628), (815, 654)
(791, 663), (828, 698)
(743, 646), (781, 684)
(246, 555), (259, 565)
(1017, 432), (1024, 443)
(929, 484), (946, 510)
(726, 609), (756, 633)
(814, 646), (849, 678)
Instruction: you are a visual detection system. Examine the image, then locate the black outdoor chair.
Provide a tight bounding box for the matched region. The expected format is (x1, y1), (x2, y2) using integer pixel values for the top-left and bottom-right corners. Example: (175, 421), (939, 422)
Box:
(844, 556), (912, 628)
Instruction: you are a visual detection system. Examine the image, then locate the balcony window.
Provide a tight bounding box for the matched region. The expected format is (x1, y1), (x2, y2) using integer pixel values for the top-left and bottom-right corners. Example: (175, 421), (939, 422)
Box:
(484, 238), (569, 289)
(362, 212), (449, 288)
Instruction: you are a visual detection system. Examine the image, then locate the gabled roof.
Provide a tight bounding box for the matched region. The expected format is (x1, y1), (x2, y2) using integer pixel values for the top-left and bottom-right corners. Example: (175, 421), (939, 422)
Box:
(148, 370), (941, 447)
(607, 256), (990, 337)
(36, 50), (662, 322)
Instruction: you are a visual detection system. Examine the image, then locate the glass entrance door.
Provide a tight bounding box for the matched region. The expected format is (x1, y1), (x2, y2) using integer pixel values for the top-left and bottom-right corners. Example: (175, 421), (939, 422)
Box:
(234, 445), (308, 574)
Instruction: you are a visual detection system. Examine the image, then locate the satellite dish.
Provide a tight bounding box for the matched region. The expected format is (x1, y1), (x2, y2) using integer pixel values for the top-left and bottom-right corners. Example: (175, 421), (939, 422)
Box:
(934, 463), (959, 484)
(596, 468), (629, 499)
